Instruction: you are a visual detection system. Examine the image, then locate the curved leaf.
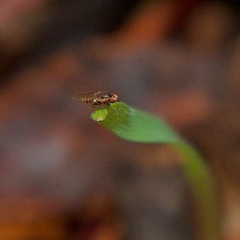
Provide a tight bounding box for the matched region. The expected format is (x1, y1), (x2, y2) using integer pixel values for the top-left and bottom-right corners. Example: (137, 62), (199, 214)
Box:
(90, 102), (220, 240)
(91, 102), (183, 143)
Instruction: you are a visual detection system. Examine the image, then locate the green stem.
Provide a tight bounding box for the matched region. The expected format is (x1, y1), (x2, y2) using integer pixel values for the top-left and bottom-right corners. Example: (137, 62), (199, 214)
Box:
(90, 102), (220, 240)
(175, 143), (219, 240)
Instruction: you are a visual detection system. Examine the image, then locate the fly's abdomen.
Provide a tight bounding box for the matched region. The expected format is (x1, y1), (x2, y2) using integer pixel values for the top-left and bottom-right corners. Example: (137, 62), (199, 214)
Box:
(72, 93), (96, 104)
(82, 96), (92, 104)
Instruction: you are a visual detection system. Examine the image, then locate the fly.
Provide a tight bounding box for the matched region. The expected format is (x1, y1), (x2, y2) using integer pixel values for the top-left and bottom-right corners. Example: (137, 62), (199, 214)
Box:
(72, 91), (120, 107)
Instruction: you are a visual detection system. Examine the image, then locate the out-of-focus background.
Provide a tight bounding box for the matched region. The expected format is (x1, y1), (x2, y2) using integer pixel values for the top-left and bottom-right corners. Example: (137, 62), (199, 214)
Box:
(0, 0), (240, 239)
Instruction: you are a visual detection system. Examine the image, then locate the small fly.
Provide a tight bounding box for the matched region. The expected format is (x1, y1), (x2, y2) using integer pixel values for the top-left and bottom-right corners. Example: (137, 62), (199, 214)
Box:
(72, 91), (120, 107)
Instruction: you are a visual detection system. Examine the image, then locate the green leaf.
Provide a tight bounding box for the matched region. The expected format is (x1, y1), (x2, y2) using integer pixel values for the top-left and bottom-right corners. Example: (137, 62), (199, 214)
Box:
(91, 102), (182, 143)
(91, 102), (220, 240)
(91, 107), (108, 121)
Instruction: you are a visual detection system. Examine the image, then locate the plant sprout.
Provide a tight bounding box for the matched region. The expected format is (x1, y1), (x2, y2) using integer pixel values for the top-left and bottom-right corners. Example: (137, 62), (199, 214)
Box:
(90, 102), (220, 240)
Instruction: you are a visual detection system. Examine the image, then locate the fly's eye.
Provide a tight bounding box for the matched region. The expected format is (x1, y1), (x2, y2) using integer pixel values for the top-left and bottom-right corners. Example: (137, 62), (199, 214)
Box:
(109, 94), (119, 103)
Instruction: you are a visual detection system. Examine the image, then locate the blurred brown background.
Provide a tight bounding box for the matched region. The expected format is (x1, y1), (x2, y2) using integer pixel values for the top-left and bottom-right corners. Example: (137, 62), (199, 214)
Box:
(0, 0), (240, 239)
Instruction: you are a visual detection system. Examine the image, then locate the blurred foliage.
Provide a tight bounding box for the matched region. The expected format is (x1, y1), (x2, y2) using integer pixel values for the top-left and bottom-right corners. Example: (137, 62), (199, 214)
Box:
(92, 102), (219, 240)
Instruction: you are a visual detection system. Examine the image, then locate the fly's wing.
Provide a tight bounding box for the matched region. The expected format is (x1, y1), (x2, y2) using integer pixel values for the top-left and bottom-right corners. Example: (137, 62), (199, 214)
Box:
(72, 92), (100, 103)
